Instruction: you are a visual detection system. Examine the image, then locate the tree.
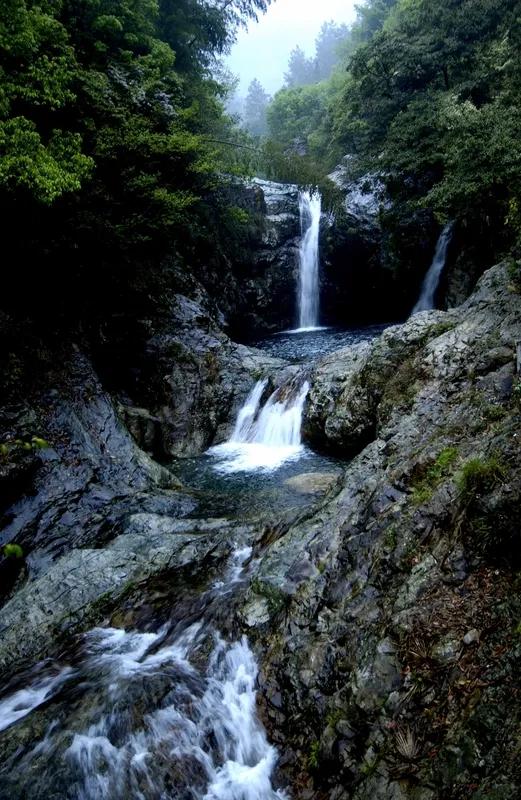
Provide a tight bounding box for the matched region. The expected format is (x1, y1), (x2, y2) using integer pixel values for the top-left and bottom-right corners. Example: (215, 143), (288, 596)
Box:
(314, 21), (350, 81)
(284, 45), (316, 88)
(243, 78), (270, 136)
(0, 0), (273, 318)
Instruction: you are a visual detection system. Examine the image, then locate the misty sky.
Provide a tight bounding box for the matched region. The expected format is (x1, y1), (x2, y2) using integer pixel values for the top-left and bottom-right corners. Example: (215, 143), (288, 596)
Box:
(226, 0), (358, 97)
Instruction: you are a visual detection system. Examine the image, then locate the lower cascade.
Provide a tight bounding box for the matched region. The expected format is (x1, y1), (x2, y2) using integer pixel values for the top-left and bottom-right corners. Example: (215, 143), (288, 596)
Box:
(0, 548), (287, 800)
(209, 378), (309, 472)
(411, 222), (454, 314)
(296, 190), (322, 331)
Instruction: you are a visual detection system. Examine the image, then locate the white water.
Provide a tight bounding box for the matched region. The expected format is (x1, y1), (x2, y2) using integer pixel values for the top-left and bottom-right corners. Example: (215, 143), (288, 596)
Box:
(0, 666), (74, 732)
(65, 628), (285, 800)
(411, 223), (454, 314)
(296, 190), (322, 330)
(0, 548), (287, 800)
(209, 379), (309, 472)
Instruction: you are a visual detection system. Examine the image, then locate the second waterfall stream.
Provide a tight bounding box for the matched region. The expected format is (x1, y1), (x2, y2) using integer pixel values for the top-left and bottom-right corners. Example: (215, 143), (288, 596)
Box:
(209, 378), (309, 472)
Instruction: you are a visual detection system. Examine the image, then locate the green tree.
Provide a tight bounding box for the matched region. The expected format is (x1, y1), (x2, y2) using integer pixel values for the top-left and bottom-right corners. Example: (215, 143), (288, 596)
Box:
(284, 45), (316, 88)
(243, 78), (270, 137)
(314, 21), (350, 81)
(0, 0), (273, 318)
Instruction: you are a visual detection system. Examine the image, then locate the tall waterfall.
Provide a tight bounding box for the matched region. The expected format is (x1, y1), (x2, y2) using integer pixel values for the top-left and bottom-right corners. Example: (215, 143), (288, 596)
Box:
(297, 190), (322, 330)
(411, 223), (454, 314)
(209, 378), (309, 472)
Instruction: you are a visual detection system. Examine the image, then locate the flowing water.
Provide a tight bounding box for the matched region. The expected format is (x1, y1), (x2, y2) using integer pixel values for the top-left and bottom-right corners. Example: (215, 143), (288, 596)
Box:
(0, 314), (391, 798)
(296, 190), (322, 330)
(411, 222), (454, 314)
(209, 377), (309, 473)
(0, 548), (287, 800)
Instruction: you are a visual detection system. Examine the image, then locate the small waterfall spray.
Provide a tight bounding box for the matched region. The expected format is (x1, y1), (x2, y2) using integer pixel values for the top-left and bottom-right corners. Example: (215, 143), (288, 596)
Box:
(209, 378), (309, 472)
(297, 190), (322, 330)
(411, 223), (454, 314)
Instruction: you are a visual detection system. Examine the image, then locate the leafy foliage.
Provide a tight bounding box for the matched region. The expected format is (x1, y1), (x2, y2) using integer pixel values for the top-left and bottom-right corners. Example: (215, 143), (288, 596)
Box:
(0, 0), (272, 319)
(264, 0), (521, 266)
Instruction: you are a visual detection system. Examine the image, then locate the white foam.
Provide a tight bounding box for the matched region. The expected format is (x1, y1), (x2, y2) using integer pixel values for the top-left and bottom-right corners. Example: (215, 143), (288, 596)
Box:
(209, 380), (309, 473)
(0, 667), (74, 732)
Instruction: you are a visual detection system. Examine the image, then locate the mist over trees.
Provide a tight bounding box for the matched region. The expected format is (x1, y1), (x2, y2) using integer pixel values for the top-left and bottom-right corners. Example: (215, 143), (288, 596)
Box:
(258, 0), (521, 265)
(243, 79), (271, 136)
(284, 22), (350, 88)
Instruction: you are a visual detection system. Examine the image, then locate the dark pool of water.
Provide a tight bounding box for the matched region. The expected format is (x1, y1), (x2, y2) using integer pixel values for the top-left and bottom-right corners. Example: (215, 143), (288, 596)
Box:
(171, 447), (343, 521)
(251, 323), (393, 363)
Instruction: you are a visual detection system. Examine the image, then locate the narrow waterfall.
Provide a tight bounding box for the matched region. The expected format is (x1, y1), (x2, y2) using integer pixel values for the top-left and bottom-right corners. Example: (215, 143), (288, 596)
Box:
(0, 548), (288, 800)
(297, 190), (322, 330)
(411, 222), (454, 314)
(209, 378), (309, 472)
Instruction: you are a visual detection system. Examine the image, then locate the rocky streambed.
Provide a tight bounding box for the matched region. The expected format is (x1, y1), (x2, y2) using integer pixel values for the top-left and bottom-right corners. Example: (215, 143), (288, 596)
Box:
(0, 263), (520, 799)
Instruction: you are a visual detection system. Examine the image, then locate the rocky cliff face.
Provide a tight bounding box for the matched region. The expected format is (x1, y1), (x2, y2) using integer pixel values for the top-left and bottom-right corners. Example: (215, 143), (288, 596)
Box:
(232, 179), (302, 334)
(165, 178), (303, 337)
(0, 260), (520, 799)
(118, 291), (286, 457)
(243, 262), (521, 799)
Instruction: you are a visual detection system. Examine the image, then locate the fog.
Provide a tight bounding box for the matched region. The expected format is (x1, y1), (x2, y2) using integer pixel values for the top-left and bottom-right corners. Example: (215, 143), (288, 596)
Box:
(226, 0), (358, 97)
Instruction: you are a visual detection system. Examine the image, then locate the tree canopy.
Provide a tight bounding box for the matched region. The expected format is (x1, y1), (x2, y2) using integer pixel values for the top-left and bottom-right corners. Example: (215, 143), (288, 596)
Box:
(263, 0), (521, 260)
(0, 0), (271, 317)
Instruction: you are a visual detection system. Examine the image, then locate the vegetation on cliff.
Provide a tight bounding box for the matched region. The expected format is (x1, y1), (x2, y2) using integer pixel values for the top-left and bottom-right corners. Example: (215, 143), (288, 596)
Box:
(263, 0), (521, 269)
(0, 0), (271, 322)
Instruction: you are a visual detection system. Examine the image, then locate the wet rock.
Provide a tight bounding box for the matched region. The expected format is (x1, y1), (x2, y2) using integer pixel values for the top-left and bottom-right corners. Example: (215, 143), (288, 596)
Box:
(0, 350), (195, 587)
(431, 635), (461, 664)
(284, 471), (342, 495)
(463, 628), (480, 646)
(139, 293), (287, 457)
(350, 638), (401, 712)
(0, 513), (247, 677)
(252, 263), (521, 797)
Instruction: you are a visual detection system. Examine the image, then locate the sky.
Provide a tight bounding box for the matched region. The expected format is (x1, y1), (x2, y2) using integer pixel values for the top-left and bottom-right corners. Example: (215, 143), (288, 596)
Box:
(226, 0), (358, 97)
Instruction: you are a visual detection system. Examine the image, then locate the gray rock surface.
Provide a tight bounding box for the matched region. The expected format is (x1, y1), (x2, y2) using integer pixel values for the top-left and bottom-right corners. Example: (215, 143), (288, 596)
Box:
(0, 513), (253, 676)
(0, 350), (194, 587)
(246, 263), (521, 799)
(1, 262), (520, 800)
(136, 292), (287, 456)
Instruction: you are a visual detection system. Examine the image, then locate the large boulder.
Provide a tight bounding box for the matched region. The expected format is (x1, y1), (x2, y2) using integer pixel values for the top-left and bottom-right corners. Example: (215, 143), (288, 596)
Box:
(125, 292), (287, 457)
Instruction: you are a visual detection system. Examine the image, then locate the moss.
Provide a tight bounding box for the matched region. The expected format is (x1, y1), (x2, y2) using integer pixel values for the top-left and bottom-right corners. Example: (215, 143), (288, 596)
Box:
(381, 355), (421, 414)
(384, 524), (398, 550)
(411, 446), (459, 505)
(250, 578), (288, 615)
(512, 378), (521, 408)
(506, 257), (521, 292)
(412, 484), (434, 505)
(424, 320), (457, 340)
(456, 456), (506, 500)
(360, 757), (379, 777)
(325, 708), (344, 728)
(307, 740), (320, 770)
(482, 403), (507, 422)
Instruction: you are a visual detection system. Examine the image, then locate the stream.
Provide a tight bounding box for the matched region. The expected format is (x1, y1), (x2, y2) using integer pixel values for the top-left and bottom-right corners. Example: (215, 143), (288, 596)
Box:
(0, 324), (388, 799)
(0, 188), (392, 799)
(0, 547), (286, 800)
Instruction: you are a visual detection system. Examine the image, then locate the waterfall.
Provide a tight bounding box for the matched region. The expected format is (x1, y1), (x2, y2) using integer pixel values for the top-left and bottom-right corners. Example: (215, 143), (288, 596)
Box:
(209, 378), (309, 472)
(0, 548), (288, 800)
(411, 223), (454, 314)
(297, 190), (322, 330)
